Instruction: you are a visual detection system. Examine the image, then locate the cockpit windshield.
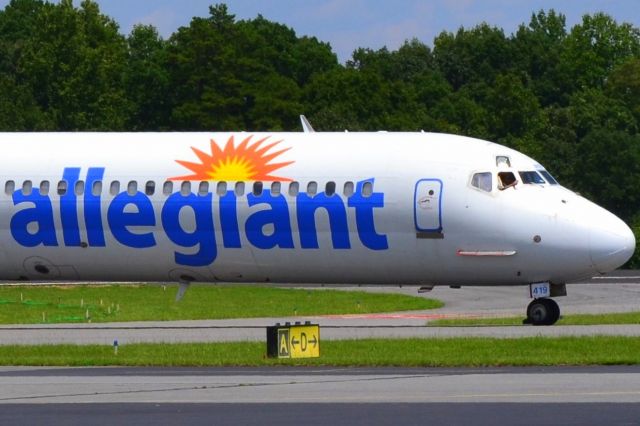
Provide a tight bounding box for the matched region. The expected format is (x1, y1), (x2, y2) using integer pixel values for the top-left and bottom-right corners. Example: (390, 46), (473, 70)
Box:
(471, 172), (492, 192)
(539, 170), (559, 185)
(519, 171), (546, 184)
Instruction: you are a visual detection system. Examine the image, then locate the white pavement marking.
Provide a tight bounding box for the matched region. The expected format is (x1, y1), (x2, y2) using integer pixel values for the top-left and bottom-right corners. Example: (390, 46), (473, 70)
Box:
(592, 276), (640, 280)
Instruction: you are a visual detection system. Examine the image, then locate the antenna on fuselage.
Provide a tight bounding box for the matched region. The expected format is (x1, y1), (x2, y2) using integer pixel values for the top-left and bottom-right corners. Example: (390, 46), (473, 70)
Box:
(300, 115), (315, 133)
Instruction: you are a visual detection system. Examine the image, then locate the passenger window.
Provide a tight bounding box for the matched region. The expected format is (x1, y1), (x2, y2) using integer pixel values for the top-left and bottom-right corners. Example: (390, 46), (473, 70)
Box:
(198, 181), (209, 196)
(498, 172), (517, 190)
(74, 181), (84, 196)
(4, 180), (14, 195)
(288, 181), (299, 196)
(471, 172), (492, 192)
(271, 181), (281, 195)
(325, 181), (336, 196)
(519, 171), (545, 184)
(180, 181), (191, 196)
(216, 181), (227, 196)
(40, 181), (50, 195)
(163, 181), (173, 195)
(92, 181), (102, 196)
(343, 181), (354, 197)
(362, 182), (373, 197)
(127, 181), (138, 195)
(540, 171), (558, 185)
(307, 181), (318, 195)
(109, 181), (120, 196)
(22, 180), (33, 196)
(253, 181), (263, 196)
(58, 180), (68, 196)
(235, 182), (245, 196)
(145, 181), (155, 195)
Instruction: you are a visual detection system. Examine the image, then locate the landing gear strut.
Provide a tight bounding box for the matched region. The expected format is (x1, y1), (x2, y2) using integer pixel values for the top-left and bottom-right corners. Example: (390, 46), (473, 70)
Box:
(524, 298), (560, 326)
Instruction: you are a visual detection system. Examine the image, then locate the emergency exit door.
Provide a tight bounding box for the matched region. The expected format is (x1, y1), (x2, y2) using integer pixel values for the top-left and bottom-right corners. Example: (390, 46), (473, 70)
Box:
(414, 179), (443, 233)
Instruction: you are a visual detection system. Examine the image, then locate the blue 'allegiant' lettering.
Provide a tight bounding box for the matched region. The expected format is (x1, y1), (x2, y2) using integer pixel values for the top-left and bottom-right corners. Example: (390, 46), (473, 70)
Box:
(161, 191), (217, 267)
(348, 179), (388, 250)
(107, 191), (156, 248)
(85, 167), (105, 246)
(297, 191), (350, 249)
(11, 188), (58, 247)
(9, 168), (390, 266)
(219, 190), (241, 248)
(246, 191), (294, 249)
(61, 167), (81, 246)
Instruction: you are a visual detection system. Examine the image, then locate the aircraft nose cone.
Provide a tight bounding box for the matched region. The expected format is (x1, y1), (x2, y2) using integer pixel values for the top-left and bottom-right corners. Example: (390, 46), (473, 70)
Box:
(589, 212), (636, 274)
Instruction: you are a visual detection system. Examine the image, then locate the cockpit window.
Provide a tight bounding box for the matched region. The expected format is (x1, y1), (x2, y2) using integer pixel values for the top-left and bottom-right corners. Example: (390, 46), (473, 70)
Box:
(496, 156), (511, 167)
(471, 172), (492, 192)
(539, 170), (558, 185)
(519, 171), (546, 184)
(498, 172), (517, 190)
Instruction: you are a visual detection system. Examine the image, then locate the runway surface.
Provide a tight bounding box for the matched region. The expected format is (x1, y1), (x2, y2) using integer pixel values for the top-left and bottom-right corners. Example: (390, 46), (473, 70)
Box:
(1, 272), (640, 424)
(1, 366), (640, 425)
(1, 272), (640, 345)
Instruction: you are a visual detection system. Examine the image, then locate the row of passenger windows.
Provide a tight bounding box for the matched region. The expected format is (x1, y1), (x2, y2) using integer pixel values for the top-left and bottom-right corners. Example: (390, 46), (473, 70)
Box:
(3, 180), (374, 198)
(470, 170), (558, 192)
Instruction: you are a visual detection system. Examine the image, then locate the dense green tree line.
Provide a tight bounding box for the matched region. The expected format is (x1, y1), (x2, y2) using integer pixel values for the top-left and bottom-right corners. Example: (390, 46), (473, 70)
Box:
(0, 0), (638, 266)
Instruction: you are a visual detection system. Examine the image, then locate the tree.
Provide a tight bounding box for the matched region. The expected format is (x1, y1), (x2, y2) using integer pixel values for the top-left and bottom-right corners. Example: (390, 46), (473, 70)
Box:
(629, 214), (640, 268)
(568, 88), (637, 138)
(512, 10), (568, 106)
(607, 57), (640, 123)
(484, 73), (540, 141)
(125, 25), (170, 130)
(573, 129), (640, 221)
(16, 0), (130, 130)
(0, 0), (49, 129)
(433, 23), (513, 90)
(559, 13), (640, 92)
(166, 5), (244, 130)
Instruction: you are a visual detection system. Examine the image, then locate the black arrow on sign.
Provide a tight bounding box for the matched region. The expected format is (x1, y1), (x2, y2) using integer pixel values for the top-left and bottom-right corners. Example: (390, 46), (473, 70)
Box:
(309, 335), (318, 348)
(291, 337), (300, 349)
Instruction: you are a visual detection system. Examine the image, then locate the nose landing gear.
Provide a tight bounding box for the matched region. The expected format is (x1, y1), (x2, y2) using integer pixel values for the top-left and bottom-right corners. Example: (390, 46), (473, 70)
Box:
(523, 282), (564, 325)
(523, 298), (560, 325)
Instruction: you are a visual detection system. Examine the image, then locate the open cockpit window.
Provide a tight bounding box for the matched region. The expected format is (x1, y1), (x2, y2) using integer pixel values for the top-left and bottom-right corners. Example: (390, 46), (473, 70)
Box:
(498, 171), (517, 190)
(540, 170), (558, 185)
(519, 171), (545, 184)
(471, 172), (492, 192)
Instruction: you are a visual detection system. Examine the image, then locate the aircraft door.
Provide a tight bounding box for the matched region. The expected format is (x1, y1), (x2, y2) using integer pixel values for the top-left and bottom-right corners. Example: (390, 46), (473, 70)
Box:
(414, 179), (443, 233)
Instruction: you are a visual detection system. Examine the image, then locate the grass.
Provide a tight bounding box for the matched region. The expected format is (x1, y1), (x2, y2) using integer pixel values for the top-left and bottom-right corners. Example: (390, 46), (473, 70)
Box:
(0, 284), (441, 324)
(1, 337), (640, 367)
(428, 311), (640, 326)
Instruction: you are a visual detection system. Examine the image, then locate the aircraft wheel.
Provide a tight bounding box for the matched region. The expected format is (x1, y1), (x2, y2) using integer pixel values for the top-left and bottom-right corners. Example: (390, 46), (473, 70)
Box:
(525, 298), (560, 326)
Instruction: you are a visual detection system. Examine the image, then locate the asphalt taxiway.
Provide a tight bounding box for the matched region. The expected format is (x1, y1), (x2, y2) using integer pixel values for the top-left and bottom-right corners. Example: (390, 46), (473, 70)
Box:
(1, 273), (640, 345)
(1, 366), (639, 425)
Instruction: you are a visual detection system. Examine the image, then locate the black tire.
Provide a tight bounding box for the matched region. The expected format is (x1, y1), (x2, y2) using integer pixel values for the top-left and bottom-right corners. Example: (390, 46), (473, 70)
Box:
(526, 298), (560, 326)
(547, 298), (560, 324)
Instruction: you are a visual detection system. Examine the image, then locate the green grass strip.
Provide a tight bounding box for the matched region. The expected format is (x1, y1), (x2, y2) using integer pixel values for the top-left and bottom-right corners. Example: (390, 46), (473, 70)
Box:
(1, 337), (639, 367)
(429, 311), (640, 326)
(0, 285), (441, 324)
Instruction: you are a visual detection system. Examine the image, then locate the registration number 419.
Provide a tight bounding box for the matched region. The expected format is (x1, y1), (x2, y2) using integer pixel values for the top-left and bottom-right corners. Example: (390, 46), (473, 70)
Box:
(530, 282), (550, 299)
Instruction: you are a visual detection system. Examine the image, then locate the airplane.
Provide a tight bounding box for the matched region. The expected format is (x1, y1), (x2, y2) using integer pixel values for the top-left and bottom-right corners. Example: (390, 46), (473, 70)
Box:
(0, 118), (635, 325)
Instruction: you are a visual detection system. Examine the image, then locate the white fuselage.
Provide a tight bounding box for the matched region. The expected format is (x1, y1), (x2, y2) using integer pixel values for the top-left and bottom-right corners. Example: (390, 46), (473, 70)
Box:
(0, 132), (634, 286)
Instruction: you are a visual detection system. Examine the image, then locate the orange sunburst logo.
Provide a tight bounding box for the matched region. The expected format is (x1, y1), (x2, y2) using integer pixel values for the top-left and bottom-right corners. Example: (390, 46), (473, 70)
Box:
(171, 135), (294, 182)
